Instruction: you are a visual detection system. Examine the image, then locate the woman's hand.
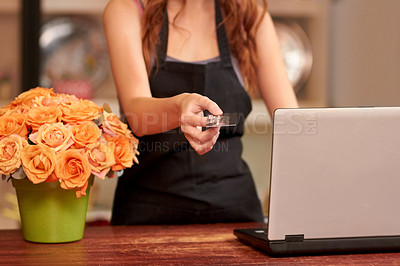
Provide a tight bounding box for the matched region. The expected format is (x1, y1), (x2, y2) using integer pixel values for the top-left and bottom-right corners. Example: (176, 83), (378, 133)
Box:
(178, 93), (223, 155)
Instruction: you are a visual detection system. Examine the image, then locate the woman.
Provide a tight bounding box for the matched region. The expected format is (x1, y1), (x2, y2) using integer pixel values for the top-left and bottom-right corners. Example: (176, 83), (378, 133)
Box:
(103, 0), (298, 224)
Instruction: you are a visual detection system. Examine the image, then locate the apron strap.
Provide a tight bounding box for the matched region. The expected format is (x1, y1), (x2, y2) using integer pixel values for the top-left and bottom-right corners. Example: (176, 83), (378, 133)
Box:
(156, 0), (233, 68)
(215, 0), (233, 68)
(157, 9), (169, 67)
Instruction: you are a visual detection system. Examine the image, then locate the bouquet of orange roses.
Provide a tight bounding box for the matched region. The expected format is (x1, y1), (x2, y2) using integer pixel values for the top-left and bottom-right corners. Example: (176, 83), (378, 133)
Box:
(0, 87), (139, 198)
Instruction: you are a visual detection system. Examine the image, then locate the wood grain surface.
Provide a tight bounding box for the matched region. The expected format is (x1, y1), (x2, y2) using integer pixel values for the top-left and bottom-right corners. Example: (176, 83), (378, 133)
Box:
(1, 223), (400, 265)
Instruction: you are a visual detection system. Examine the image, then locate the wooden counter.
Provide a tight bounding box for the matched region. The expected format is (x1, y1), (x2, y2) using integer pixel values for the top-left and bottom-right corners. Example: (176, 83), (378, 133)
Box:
(1, 223), (400, 264)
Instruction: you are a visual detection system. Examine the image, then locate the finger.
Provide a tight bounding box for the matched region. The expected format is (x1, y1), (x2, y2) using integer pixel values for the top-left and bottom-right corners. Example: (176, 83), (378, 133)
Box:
(186, 135), (217, 155)
(197, 134), (220, 155)
(196, 96), (223, 116)
(181, 114), (207, 127)
(182, 126), (220, 143)
(185, 128), (220, 155)
(197, 127), (220, 143)
(206, 100), (223, 116)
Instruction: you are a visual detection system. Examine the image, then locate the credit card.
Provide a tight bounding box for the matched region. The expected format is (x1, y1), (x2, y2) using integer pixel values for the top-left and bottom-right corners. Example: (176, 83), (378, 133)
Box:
(205, 113), (238, 128)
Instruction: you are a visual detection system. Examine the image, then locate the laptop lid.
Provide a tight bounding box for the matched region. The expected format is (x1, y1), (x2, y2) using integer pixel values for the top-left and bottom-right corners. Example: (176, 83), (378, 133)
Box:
(234, 107), (400, 255)
(269, 107), (400, 240)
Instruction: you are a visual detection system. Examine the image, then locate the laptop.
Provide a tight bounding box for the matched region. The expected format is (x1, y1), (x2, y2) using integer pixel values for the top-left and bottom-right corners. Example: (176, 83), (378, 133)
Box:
(234, 107), (400, 256)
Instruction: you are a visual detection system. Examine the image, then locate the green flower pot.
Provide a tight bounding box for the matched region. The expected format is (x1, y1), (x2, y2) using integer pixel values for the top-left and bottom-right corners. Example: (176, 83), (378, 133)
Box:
(12, 176), (94, 243)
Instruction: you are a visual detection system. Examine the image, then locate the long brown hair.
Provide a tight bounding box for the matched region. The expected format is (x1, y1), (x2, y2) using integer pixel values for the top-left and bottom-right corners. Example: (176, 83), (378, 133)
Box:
(141, 0), (268, 95)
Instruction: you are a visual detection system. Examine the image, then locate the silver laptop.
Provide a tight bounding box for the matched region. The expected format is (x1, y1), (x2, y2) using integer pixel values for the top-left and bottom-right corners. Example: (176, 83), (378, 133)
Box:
(234, 107), (400, 256)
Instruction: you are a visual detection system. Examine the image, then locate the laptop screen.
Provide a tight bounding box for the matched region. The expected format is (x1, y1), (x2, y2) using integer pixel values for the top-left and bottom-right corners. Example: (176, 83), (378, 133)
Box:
(268, 107), (400, 241)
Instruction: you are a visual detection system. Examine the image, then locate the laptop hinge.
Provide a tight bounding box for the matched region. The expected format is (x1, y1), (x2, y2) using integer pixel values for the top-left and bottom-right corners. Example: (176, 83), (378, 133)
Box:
(285, 234), (304, 242)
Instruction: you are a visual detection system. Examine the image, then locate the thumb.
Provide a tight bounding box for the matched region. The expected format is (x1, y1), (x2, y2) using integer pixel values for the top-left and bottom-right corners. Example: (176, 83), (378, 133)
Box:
(202, 97), (223, 116)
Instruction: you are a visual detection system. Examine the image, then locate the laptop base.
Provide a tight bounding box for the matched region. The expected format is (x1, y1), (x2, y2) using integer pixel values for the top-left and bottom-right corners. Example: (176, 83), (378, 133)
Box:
(234, 228), (400, 256)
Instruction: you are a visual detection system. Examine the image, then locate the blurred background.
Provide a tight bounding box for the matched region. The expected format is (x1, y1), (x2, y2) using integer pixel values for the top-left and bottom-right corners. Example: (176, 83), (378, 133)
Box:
(1, 0), (400, 228)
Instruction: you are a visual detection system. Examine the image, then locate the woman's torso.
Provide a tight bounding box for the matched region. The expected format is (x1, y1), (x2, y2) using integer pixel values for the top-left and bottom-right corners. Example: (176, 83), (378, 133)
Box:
(111, 0), (263, 225)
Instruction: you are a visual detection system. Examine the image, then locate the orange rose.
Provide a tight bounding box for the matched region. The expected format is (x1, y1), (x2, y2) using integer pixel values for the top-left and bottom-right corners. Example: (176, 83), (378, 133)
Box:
(30, 122), (74, 152)
(57, 93), (80, 105)
(31, 96), (61, 107)
(75, 180), (90, 198)
(0, 104), (30, 116)
(105, 134), (138, 171)
(0, 134), (28, 175)
(21, 144), (56, 184)
(102, 111), (131, 136)
(71, 121), (101, 148)
(26, 105), (62, 131)
(55, 149), (91, 197)
(60, 100), (102, 124)
(9, 104), (31, 115)
(0, 114), (29, 139)
(0, 104), (15, 116)
(86, 141), (116, 179)
(12, 87), (55, 107)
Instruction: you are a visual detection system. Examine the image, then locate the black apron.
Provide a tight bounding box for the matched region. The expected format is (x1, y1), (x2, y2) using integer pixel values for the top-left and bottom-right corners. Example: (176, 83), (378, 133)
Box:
(111, 0), (263, 225)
